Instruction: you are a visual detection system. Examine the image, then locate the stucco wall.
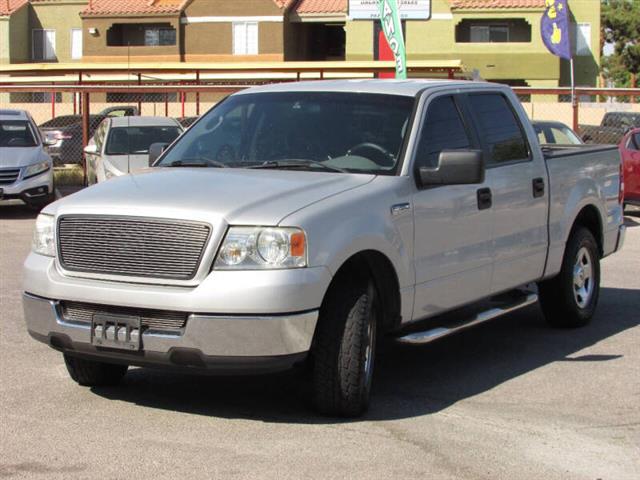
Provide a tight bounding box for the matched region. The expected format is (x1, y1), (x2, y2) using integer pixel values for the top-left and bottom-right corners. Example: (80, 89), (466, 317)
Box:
(183, 0), (285, 61)
(3, 6), (31, 64)
(82, 16), (181, 62)
(30, 1), (87, 63)
(345, 0), (600, 87)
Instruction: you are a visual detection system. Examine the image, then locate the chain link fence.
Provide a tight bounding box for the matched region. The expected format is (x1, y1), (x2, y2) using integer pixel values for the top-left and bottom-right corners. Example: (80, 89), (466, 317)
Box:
(1, 84), (639, 186)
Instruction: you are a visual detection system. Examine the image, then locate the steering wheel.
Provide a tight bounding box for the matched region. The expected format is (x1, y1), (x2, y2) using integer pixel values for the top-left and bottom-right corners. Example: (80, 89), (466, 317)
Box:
(346, 142), (395, 167)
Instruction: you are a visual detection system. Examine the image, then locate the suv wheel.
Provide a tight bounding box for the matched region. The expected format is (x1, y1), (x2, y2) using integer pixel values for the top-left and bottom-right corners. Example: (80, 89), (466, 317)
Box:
(311, 271), (378, 417)
(64, 354), (128, 387)
(538, 227), (601, 328)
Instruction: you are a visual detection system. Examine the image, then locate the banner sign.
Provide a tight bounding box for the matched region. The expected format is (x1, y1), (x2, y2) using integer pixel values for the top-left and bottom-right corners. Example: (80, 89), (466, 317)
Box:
(350, 0), (431, 20)
(378, 0), (408, 79)
(541, 0), (572, 60)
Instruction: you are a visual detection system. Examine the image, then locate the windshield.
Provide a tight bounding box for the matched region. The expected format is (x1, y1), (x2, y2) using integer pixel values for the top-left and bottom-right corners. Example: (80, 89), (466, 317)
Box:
(106, 126), (182, 155)
(157, 92), (415, 174)
(0, 120), (38, 148)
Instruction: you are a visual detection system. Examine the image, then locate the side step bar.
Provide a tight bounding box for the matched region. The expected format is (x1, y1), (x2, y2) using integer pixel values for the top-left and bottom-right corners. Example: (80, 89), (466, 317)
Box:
(396, 292), (538, 345)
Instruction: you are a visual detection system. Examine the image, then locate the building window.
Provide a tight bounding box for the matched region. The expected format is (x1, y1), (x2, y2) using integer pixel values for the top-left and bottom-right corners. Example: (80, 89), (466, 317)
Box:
(32, 29), (56, 61)
(106, 24), (177, 47)
(10, 92), (63, 103)
(233, 22), (258, 55)
(574, 23), (591, 56)
(71, 29), (83, 60)
(456, 19), (531, 43)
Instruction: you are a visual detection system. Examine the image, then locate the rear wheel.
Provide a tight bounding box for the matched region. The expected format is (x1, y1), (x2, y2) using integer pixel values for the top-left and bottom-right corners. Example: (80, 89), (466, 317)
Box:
(64, 354), (128, 387)
(538, 227), (600, 328)
(311, 271), (378, 417)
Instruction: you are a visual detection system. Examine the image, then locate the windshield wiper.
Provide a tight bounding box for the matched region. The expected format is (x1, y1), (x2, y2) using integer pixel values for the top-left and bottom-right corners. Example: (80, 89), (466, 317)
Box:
(167, 157), (227, 168)
(249, 159), (348, 173)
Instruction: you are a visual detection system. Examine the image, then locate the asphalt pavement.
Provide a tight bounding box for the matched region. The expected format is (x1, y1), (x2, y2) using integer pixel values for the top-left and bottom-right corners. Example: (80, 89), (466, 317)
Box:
(1, 204), (638, 479)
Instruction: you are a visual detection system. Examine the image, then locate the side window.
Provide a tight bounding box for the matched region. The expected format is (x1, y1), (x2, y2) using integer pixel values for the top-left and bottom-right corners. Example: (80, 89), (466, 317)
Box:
(632, 133), (640, 151)
(469, 93), (530, 164)
(415, 96), (473, 169)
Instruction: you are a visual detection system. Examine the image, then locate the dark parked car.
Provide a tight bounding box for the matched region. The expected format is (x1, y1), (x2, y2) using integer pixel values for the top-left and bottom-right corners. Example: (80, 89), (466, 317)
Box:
(39, 106), (139, 165)
(580, 112), (640, 145)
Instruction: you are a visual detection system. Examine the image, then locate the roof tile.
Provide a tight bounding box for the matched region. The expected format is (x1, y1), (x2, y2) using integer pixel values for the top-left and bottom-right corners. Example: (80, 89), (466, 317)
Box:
(0, 0), (28, 16)
(295, 0), (347, 15)
(449, 0), (545, 9)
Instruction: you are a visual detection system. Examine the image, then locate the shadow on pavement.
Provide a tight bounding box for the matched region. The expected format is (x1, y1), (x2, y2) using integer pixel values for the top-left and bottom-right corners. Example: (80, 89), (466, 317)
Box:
(0, 204), (38, 220)
(91, 287), (639, 423)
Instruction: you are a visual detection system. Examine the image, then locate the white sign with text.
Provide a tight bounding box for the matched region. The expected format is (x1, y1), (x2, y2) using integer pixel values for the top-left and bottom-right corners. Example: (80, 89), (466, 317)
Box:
(349, 0), (431, 20)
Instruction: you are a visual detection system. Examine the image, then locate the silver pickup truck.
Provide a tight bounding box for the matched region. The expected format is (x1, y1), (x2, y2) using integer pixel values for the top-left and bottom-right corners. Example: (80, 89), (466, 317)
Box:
(23, 80), (626, 417)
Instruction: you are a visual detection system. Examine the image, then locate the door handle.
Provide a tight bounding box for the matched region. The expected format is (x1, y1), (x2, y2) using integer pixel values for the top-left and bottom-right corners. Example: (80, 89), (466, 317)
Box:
(533, 177), (545, 198)
(477, 188), (492, 210)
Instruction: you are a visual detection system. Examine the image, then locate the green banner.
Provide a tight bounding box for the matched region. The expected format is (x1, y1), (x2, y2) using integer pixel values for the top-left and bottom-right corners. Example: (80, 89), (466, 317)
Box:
(377, 0), (408, 79)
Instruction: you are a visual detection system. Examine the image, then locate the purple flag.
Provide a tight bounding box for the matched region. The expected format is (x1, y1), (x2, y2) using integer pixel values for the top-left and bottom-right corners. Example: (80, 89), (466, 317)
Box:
(541, 0), (572, 60)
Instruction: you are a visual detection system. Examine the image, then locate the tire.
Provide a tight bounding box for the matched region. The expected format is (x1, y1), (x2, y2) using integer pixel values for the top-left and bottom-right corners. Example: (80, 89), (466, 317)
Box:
(311, 271), (378, 417)
(64, 354), (128, 387)
(538, 227), (601, 328)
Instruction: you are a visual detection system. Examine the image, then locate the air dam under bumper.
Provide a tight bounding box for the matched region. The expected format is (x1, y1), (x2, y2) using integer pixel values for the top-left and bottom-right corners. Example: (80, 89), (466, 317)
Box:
(23, 293), (318, 375)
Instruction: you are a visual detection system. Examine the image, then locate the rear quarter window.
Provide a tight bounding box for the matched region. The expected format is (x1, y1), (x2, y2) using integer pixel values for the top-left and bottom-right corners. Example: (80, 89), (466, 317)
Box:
(469, 93), (530, 165)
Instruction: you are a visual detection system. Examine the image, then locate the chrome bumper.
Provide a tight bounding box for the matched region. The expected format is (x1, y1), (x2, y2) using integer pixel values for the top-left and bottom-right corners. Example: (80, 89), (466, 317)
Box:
(23, 293), (318, 374)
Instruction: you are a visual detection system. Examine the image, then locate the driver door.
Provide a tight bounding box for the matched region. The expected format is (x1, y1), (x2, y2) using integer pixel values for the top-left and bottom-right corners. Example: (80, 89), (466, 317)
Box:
(411, 94), (494, 320)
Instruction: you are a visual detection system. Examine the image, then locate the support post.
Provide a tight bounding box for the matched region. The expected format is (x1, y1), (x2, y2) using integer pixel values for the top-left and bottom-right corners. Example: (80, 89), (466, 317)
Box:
(81, 91), (90, 186)
(50, 85), (56, 120)
(196, 70), (200, 116)
(137, 74), (142, 113)
(570, 58), (579, 132)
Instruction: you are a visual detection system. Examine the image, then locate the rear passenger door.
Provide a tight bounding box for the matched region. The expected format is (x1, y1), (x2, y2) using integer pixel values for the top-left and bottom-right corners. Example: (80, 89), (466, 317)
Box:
(411, 94), (494, 319)
(466, 92), (548, 293)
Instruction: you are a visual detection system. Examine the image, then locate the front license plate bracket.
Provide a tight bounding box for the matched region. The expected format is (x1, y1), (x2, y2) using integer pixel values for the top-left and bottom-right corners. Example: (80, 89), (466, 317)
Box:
(91, 314), (142, 351)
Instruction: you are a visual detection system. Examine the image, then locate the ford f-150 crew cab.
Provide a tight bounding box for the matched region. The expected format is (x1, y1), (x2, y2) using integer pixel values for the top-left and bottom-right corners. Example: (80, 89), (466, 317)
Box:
(23, 80), (626, 417)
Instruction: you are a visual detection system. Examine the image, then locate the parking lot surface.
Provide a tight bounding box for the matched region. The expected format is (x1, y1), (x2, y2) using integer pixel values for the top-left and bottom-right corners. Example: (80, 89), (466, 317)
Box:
(1, 204), (639, 480)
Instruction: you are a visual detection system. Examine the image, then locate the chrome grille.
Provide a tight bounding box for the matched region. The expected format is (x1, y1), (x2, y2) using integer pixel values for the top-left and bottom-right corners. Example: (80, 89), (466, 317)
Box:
(60, 301), (188, 332)
(0, 168), (20, 185)
(57, 216), (211, 280)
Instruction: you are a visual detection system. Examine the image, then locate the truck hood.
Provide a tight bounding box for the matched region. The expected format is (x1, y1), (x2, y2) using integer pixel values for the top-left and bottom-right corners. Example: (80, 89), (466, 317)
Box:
(0, 147), (44, 168)
(50, 167), (374, 226)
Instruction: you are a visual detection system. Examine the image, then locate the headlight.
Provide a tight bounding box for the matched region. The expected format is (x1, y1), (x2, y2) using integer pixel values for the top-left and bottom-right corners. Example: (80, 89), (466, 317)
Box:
(32, 214), (56, 257)
(23, 161), (50, 179)
(215, 227), (307, 270)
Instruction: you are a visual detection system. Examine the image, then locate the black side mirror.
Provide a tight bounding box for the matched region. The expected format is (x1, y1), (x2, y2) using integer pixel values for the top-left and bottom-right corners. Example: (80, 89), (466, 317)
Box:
(417, 150), (485, 187)
(148, 143), (169, 166)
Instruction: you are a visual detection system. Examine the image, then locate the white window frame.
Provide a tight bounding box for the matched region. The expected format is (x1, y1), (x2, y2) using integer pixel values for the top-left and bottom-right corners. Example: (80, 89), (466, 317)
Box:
(32, 29), (56, 61)
(71, 28), (83, 60)
(575, 22), (592, 56)
(232, 22), (259, 56)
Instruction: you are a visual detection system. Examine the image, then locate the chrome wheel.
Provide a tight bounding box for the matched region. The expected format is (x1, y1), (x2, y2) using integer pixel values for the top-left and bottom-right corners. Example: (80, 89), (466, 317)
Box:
(573, 247), (594, 309)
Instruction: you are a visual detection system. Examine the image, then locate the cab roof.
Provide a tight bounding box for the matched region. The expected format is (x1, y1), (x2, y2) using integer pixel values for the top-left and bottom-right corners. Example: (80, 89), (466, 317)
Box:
(234, 79), (502, 97)
(0, 109), (30, 121)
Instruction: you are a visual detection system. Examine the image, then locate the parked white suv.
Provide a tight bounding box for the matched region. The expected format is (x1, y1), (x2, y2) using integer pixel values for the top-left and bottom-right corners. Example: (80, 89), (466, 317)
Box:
(0, 109), (55, 209)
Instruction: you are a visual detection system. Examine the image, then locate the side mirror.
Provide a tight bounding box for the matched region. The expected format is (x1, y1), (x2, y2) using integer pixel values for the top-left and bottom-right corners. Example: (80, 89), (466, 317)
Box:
(83, 144), (98, 155)
(148, 142), (169, 166)
(417, 150), (485, 187)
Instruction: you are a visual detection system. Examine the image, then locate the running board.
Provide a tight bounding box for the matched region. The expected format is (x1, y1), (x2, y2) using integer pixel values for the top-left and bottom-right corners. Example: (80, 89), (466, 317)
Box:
(396, 292), (538, 345)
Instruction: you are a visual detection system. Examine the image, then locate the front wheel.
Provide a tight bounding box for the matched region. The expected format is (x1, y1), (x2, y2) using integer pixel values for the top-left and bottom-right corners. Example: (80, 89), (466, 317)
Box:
(538, 227), (601, 328)
(311, 272), (377, 417)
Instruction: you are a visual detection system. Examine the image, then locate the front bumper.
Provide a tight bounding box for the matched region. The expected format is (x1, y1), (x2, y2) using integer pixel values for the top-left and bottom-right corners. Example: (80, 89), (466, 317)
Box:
(23, 293), (318, 374)
(0, 169), (54, 204)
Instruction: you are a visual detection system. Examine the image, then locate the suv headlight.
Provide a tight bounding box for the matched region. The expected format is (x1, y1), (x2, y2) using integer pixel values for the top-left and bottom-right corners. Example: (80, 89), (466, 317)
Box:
(32, 214), (56, 257)
(214, 227), (307, 270)
(23, 161), (51, 180)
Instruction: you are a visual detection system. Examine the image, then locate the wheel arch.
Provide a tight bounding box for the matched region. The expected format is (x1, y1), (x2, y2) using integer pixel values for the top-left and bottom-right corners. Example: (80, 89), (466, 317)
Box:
(570, 204), (604, 257)
(323, 250), (402, 334)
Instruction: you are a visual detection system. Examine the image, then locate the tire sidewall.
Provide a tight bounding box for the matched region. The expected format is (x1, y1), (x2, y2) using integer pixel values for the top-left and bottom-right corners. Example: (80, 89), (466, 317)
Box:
(562, 228), (601, 321)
